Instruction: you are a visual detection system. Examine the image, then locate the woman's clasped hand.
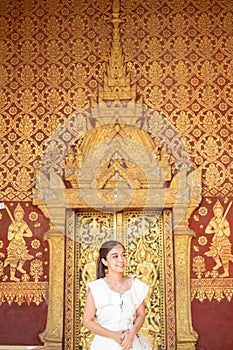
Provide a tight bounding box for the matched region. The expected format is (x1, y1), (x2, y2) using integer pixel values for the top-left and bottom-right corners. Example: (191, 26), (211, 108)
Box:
(120, 329), (135, 349)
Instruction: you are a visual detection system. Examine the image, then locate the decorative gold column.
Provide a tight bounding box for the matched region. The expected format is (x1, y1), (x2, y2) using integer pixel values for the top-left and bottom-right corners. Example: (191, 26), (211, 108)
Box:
(39, 229), (65, 350)
(174, 227), (198, 350)
(33, 188), (67, 350)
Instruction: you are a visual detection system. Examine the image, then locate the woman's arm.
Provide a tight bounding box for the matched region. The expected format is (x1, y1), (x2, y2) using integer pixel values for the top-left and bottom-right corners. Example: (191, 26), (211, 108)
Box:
(132, 301), (146, 334)
(83, 289), (124, 345)
(121, 301), (146, 350)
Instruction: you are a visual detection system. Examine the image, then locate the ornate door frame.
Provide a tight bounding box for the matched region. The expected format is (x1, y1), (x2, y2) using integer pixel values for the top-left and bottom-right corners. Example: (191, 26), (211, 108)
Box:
(64, 208), (176, 350)
(33, 163), (202, 350)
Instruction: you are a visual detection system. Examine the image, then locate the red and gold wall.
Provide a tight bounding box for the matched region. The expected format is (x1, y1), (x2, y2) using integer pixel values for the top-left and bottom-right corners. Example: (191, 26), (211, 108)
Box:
(0, 0), (233, 348)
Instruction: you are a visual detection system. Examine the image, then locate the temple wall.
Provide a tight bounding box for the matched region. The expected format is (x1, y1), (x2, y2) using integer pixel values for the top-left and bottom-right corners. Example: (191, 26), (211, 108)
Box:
(0, 0), (233, 348)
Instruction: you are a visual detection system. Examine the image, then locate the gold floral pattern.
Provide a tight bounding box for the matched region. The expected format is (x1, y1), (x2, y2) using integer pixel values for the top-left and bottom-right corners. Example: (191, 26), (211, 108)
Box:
(0, 0), (232, 200)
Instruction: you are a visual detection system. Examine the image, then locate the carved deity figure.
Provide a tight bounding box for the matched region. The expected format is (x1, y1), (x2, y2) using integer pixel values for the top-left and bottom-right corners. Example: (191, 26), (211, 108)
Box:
(135, 237), (160, 336)
(82, 247), (99, 284)
(4, 204), (33, 282)
(204, 200), (233, 278)
(64, 146), (83, 188)
(135, 237), (158, 305)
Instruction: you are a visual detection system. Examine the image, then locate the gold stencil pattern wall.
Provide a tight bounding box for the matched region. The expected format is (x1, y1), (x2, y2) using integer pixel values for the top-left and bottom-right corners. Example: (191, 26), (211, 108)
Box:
(0, 0), (113, 201)
(0, 0), (233, 201)
(0, 0), (233, 348)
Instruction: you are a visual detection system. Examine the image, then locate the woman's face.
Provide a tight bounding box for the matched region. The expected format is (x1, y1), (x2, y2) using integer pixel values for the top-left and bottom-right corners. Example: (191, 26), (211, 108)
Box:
(104, 244), (126, 273)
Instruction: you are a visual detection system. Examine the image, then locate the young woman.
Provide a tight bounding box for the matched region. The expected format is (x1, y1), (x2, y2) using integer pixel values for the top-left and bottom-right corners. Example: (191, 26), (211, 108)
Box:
(83, 240), (151, 350)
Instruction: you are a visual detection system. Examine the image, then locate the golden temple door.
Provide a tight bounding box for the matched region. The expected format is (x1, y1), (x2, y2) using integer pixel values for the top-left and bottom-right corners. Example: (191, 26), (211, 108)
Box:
(64, 208), (176, 350)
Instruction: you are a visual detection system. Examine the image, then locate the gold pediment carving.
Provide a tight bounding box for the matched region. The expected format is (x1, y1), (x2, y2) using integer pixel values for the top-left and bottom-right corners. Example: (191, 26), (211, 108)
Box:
(63, 123), (172, 199)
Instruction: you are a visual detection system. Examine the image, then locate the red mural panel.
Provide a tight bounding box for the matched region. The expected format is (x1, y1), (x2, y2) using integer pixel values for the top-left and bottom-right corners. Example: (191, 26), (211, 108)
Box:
(0, 202), (49, 344)
(191, 198), (233, 279)
(0, 302), (48, 345)
(190, 198), (233, 349)
(192, 299), (233, 350)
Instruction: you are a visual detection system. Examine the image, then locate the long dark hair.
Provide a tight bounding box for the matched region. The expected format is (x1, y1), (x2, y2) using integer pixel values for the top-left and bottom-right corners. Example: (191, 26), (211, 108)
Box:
(96, 240), (125, 279)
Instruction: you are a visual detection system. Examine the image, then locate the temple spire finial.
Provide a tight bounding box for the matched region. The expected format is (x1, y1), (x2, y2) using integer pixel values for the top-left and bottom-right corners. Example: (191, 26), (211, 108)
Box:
(112, 0), (120, 17)
(98, 0), (136, 103)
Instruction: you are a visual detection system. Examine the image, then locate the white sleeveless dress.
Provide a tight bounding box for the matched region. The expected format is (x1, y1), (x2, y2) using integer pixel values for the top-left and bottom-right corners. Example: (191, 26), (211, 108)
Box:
(87, 276), (151, 350)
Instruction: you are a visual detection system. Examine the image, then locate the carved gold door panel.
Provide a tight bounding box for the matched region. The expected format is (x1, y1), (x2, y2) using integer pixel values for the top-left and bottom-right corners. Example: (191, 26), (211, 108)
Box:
(64, 209), (176, 350)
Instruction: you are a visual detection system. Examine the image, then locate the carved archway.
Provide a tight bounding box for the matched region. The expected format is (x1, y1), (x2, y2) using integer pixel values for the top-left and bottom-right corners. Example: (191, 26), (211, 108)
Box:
(33, 122), (202, 350)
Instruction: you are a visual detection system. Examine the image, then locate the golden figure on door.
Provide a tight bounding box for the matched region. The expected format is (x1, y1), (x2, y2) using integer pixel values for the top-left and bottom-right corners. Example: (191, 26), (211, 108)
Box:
(82, 245), (100, 284)
(135, 237), (158, 307)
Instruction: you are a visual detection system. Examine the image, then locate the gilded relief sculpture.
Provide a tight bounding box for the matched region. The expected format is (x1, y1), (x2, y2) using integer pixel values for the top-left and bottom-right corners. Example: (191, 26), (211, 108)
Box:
(0, 203), (48, 305)
(64, 146), (83, 188)
(204, 200), (233, 278)
(4, 204), (33, 282)
(135, 236), (161, 346)
(135, 236), (158, 306)
(82, 246), (99, 284)
(191, 199), (233, 302)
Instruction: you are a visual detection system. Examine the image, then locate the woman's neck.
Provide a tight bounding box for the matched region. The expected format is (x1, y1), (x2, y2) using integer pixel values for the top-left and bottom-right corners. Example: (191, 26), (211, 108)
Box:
(104, 273), (131, 295)
(105, 272), (124, 283)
